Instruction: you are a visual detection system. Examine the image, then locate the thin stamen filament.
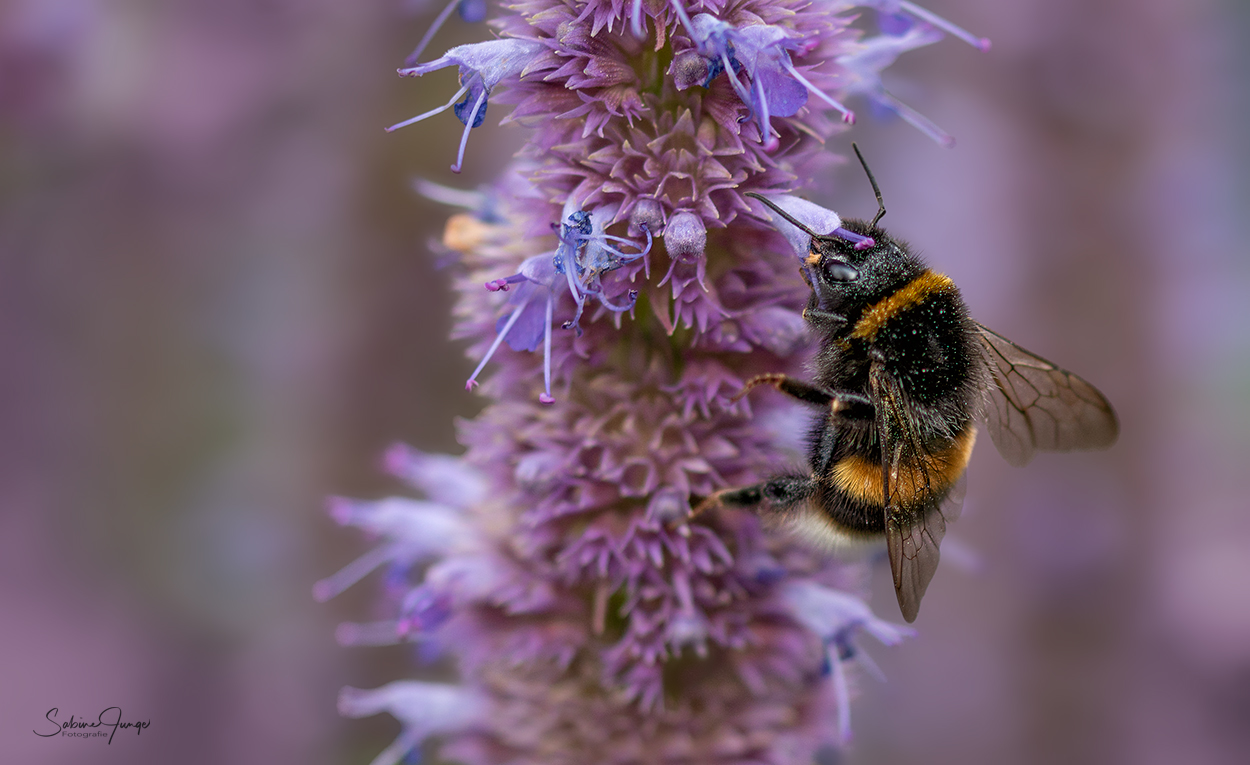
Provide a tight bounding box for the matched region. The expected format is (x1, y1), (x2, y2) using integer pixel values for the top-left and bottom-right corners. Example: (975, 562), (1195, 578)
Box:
(721, 51), (752, 105)
(630, 0), (644, 39)
(875, 89), (954, 147)
(405, 0), (462, 66)
(386, 84), (468, 133)
(899, 1), (991, 51)
(466, 294), (533, 389)
(598, 290), (638, 313)
(669, 0), (697, 41)
(540, 295), (554, 404)
(782, 60), (855, 123)
(313, 541), (405, 602)
(830, 647), (852, 745)
(451, 88), (488, 173)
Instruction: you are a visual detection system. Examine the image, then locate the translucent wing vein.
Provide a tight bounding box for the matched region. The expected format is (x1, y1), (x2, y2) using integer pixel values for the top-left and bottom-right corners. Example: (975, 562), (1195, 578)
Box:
(975, 323), (1118, 467)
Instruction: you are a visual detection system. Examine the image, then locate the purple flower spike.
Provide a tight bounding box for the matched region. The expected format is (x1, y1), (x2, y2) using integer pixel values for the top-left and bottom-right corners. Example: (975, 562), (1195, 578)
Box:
(330, 3), (988, 762)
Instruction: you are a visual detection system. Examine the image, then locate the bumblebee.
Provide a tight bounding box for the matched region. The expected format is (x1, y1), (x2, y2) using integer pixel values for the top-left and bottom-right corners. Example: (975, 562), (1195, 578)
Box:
(696, 147), (1119, 622)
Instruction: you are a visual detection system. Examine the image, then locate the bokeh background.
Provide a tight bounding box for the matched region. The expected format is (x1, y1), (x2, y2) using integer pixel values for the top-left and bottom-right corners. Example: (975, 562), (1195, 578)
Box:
(2, 0), (1247, 763)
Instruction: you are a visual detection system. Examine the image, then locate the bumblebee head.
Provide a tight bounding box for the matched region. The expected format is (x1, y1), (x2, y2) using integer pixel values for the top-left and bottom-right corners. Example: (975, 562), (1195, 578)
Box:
(805, 221), (921, 317)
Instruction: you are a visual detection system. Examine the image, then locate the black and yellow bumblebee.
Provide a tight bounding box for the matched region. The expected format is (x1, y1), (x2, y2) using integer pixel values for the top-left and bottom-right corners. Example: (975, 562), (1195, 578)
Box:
(694, 147), (1119, 622)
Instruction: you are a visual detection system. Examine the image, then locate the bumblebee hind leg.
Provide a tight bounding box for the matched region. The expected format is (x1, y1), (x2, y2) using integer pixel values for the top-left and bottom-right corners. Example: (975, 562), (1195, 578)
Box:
(691, 474), (816, 522)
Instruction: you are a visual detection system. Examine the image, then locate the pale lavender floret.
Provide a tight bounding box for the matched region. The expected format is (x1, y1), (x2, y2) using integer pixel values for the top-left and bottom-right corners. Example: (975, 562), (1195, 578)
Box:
(751, 192), (875, 254)
(414, 178), (504, 224)
(553, 202), (651, 334)
(468, 252), (560, 401)
(753, 194), (844, 258)
(782, 580), (916, 744)
(687, 14), (854, 147)
(389, 38), (545, 171)
(312, 496), (479, 602)
(468, 204), (651, 403)
(847, 0), (992, 52)
(315, 443), (487, 602)
(339, 681), (487, 765)
(384, 442), (488, 506)
(836, 21), (957, 147)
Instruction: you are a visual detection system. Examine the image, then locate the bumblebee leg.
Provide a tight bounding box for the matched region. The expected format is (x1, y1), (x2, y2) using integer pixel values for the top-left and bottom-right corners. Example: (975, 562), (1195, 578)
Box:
(690, 474), (817, 522)
(802, 308), (848, 331)
(733, 374), (874, 417)
(733, 374), (833, 405)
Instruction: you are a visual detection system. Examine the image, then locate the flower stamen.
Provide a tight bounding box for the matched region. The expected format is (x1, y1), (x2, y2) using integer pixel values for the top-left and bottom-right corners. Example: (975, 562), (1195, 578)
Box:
(466, 292), (534, 391)
(386, 84), (469, 133)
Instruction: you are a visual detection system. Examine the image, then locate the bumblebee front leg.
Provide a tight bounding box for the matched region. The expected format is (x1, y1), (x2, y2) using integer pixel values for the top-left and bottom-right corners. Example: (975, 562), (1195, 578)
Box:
(690, 474), (817, 522)
(734, 374), (873, 416)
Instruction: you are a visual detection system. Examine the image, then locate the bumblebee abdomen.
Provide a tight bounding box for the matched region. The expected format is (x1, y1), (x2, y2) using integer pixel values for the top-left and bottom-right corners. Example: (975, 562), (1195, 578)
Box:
(813, 424), (977, 535)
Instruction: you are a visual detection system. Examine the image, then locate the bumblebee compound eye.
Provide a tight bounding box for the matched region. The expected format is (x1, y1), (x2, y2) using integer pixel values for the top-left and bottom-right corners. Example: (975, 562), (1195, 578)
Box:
(822, 258), (858, 282)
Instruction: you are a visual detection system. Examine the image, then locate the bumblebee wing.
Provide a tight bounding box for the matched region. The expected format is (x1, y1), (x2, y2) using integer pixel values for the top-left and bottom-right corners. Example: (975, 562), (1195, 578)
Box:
(974, 323), (1119, 467)
(886, 475), (965, 623)
(871, 363), (962, 623)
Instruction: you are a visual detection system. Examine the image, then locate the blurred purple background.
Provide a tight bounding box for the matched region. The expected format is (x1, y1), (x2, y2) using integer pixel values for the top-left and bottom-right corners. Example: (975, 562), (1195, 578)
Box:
(1, 1), (1247, 764)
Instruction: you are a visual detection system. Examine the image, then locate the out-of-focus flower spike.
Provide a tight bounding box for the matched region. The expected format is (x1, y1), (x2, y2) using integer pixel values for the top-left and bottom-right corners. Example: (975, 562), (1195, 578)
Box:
(314, 494), (481, 603)
(398, 584), (454, 634)
(383, 444), (488, 506)
(338, 681), (486, 765)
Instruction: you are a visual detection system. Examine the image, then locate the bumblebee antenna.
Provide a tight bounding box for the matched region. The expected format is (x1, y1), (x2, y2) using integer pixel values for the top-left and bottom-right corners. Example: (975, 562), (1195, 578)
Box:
(852, 143), (886, 228)
(745, 192), (821, 238)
